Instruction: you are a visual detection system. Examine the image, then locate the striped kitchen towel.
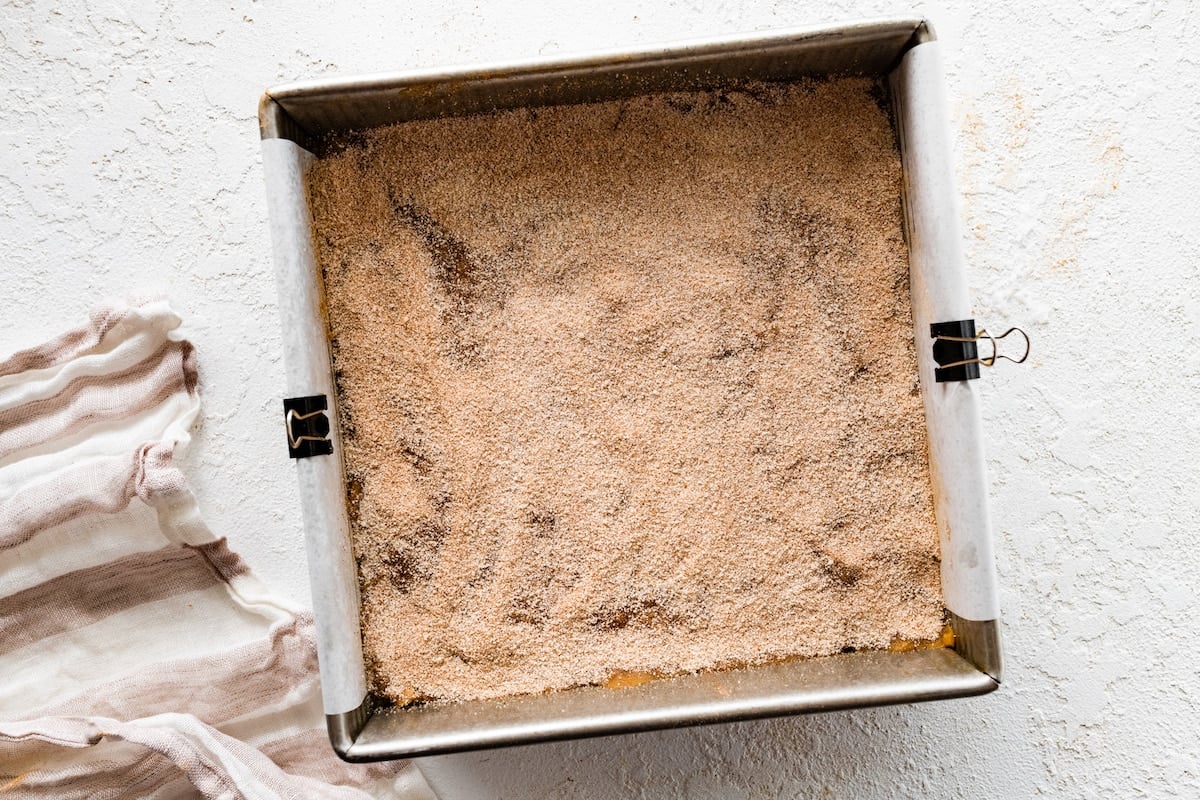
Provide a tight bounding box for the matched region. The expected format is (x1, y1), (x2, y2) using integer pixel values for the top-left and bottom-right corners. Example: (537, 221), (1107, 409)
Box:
(0, 302), (434, 799)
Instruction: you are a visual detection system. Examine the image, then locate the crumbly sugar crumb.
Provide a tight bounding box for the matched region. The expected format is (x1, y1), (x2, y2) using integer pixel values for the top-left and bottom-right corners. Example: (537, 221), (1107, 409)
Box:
(306, 77), (945, 705)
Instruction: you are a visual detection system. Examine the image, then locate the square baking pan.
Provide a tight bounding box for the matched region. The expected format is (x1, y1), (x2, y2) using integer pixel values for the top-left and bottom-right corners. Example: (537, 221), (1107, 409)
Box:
(259, 17), (1002, 761)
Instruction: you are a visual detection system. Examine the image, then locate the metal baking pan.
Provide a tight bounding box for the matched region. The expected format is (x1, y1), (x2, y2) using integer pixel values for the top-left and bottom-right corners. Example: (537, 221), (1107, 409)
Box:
(259, 17), (1002, 761)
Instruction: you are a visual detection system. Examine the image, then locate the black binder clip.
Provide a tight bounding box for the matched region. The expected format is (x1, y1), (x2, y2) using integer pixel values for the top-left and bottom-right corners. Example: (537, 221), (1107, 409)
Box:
(283, 395), (334, 458)
(930, 320), (1029, 383)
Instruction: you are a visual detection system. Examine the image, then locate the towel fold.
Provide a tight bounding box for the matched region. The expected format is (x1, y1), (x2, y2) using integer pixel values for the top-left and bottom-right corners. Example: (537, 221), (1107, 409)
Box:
(0, 301), (434, 799)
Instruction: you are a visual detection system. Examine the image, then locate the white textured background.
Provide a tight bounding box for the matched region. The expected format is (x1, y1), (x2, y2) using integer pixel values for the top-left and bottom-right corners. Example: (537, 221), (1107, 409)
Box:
(3, 0), (1197, 797)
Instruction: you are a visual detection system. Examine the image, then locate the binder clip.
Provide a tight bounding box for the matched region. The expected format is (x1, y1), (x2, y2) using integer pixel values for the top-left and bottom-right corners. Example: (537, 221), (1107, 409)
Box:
(283, 394), (334, 458)
(930, 320), (1029, 383)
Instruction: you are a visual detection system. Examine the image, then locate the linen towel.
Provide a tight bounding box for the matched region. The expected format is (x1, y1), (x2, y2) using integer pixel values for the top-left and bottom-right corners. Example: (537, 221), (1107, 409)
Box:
(0, 301), (434, 799)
